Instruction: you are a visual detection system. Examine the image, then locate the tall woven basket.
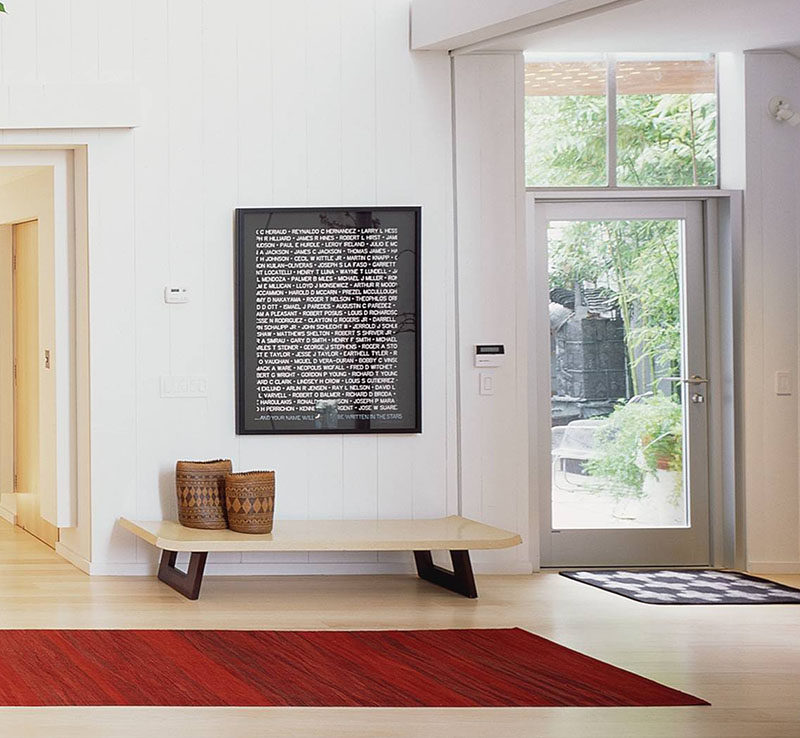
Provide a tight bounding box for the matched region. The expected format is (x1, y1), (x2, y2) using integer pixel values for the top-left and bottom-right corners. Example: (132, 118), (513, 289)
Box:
(225, 471), (275, 534)
(175, 459), (232, 530)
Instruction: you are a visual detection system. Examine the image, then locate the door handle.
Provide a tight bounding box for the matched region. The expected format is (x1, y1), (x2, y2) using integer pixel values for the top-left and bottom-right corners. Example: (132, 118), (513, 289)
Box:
(684, 375), (709, 385)
(661, 375), (709, 385)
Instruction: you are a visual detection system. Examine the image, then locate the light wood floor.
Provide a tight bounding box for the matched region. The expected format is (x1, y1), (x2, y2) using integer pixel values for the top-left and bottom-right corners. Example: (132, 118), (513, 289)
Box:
(0, 519), (798, 738)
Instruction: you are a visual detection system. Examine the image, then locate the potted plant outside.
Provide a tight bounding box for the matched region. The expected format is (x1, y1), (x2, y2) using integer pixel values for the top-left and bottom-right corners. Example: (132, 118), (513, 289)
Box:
(584, 394), (684, 523)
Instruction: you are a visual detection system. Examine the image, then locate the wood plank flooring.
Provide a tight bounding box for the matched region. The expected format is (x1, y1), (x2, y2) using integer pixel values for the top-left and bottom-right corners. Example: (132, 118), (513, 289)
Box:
(0, 519), (798, 737)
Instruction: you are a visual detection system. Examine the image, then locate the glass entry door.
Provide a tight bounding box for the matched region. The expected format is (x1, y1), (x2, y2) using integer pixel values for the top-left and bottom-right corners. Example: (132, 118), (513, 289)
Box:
(535, 200), (709, 567)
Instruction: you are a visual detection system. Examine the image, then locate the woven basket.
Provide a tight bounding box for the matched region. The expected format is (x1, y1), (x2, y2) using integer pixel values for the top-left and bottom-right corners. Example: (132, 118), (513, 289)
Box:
(225, 471), (275, 534)
(175, 459), (232, 530)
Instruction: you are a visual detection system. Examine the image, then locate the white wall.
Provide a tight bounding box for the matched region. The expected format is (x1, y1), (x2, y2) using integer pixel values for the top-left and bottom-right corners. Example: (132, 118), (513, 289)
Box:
(738, 50), (800, 573)
(453, 53), (532, 572)
(0, 0), (468, 575)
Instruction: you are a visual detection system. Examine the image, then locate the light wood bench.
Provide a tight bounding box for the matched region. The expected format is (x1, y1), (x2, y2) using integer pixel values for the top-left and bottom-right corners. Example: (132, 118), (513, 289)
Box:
(119, 516), (522, 600)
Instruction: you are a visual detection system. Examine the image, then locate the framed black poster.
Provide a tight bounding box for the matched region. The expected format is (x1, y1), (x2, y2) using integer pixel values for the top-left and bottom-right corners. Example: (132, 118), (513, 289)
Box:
(235, 206), (421, 434)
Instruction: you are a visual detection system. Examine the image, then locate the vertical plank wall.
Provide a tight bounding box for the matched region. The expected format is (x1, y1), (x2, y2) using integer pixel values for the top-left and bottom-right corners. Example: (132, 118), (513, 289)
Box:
(741, 51), (800, 572)
(0, 0), (469, 573)
(453, 54), (531, 572)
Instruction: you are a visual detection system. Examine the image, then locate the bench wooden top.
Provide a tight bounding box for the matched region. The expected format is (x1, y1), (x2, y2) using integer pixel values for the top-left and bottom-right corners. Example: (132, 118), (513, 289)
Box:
(119, 516), (522, 553)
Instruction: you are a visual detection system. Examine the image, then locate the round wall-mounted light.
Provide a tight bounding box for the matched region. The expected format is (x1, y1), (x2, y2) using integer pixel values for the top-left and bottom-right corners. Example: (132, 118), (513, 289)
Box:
(769, 96), (800, 127)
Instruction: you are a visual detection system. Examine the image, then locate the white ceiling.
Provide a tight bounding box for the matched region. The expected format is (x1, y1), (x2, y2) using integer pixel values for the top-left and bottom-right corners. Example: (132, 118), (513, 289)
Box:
(0, 166), (47, 187)
(466, 0), (800, 54)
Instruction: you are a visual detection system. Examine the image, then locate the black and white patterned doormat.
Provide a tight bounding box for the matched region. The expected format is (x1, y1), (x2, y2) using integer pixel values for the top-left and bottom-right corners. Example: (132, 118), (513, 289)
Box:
(560, 569), (800, 604)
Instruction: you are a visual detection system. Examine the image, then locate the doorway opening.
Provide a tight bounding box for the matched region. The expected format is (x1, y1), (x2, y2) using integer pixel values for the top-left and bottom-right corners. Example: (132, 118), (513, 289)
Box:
(0, 152), (87, 555)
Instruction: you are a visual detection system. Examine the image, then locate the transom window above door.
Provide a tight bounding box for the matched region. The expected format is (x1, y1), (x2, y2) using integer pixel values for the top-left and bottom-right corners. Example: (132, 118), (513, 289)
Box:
(524, 54), (717, 188)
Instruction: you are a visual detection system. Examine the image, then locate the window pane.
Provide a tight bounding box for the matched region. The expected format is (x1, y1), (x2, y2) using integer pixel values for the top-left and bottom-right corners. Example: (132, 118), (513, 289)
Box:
(548, 219), (687, 529)
(525, 61), (607, 187)
(616, 57), (717, 187)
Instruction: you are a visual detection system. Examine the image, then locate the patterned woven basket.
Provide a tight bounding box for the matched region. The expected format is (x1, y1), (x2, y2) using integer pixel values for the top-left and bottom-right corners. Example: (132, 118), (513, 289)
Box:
(225, 471), (275, 534)
(175, 459), (232, 530)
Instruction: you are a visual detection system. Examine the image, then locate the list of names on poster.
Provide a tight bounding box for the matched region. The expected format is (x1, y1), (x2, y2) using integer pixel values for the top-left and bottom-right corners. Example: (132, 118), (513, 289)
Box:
(253, 226), (401, 423)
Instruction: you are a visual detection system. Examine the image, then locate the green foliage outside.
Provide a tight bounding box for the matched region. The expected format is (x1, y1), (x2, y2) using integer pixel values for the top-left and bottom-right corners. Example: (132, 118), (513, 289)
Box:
(583, 395), (683, 499)
(524, 91), (717, 187)
(548, 218), (681, 397)
(525, 94), (608, 187)
(529, 82), (716, 495)
(550, 216), (685, 496)
(617, 94), (717, 187)
(529, 87), (716, 389)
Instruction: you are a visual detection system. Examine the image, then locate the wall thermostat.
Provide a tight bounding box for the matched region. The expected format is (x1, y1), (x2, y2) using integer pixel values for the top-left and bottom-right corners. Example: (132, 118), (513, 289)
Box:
(164, 287), (189, 304)
(474, 344), (505, 368)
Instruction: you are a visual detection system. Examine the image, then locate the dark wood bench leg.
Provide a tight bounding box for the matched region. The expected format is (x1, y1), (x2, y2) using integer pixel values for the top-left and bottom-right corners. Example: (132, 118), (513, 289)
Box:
(413, 550), (478, 598)
(157, 550), (208, 600)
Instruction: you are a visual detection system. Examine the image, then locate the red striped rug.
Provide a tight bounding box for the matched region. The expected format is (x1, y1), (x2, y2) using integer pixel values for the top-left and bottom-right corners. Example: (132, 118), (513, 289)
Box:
(0, 628), (707, 707)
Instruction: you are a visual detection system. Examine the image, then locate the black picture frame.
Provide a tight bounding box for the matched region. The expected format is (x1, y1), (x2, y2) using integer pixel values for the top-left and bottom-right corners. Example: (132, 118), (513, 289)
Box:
(235, 206), (421, 435)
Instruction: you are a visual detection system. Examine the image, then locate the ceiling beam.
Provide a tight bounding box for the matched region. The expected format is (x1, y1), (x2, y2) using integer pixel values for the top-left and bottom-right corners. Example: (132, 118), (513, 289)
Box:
(411, 0), (645, 52)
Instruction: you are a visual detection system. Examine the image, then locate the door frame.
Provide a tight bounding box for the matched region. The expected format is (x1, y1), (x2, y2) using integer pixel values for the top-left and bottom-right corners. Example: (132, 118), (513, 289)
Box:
(535, 199), (708, 567)
(526, 189), (743, 570)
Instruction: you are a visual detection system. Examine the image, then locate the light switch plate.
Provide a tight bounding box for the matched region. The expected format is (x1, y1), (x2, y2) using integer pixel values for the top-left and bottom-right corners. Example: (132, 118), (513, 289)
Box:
(160, 375), (208, 398)
(775, 371), (792, 396)
(479, 372), (495, 396)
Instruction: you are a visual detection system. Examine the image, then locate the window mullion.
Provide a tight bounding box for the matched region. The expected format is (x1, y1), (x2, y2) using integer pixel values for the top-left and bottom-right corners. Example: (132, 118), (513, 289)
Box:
(606, 55), (618, 188)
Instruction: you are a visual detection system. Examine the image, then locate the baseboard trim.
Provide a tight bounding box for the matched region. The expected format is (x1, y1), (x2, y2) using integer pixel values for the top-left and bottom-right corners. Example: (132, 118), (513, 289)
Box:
(747, 561), (800, 574)
(0, 504), (16, 526)
(0, 492), (17, 525)
(55, 542), (91, 574)
(474, 561), (534, 575)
